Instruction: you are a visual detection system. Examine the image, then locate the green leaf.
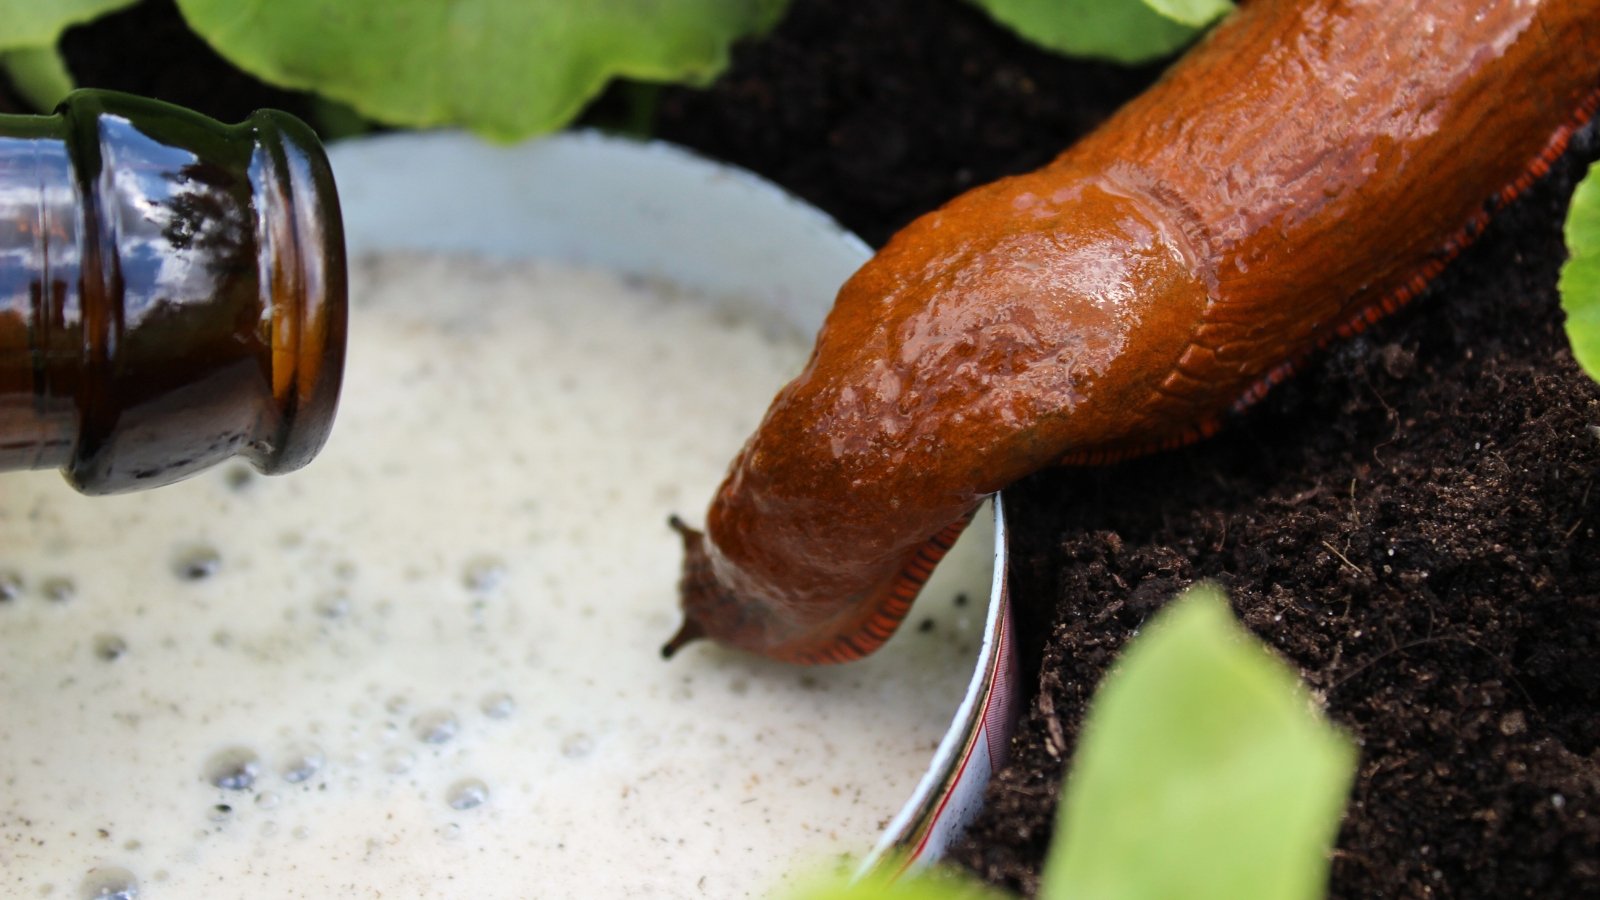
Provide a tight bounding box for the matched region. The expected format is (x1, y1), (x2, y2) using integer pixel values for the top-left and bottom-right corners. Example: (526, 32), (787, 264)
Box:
(1, 45), (75, 112)
(965, 0), (1223, 65)
(0, 0), (137, 51)
(174, 0), (790, 141)
(777, 865), (1005, 900)
(1560, 167), (1600, 384)
(1042, 585), (1355, 900)
(1144, 0), (1233, 28)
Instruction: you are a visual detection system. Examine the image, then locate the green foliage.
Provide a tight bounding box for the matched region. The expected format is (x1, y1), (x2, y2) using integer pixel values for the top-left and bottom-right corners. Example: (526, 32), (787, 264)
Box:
(172, 0), (789, 140)
(0, 46), (74, 111)
(965, 0), (1232, 65)
(1560, 167), (1600, 383)
(1041, 585), (1355, 900)
(780, 865), (1004, 900)
(1143, 0), (1234, 28)
(0, 0), (137, 51)
(0, 0), (138, 111)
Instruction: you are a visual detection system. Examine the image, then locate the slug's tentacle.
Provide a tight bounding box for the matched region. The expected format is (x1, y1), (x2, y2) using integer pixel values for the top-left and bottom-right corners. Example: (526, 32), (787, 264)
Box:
(672, 0), (1600, 664)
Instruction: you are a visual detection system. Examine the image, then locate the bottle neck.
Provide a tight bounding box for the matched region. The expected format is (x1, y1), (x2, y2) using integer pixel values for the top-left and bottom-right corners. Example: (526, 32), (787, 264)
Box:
(0, 92), (346, 493)
(0, 115), (80, 473)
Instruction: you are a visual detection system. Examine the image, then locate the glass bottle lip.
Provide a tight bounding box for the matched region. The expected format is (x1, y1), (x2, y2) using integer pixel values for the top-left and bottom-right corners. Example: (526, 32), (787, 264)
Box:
(245, 107), (348, 476)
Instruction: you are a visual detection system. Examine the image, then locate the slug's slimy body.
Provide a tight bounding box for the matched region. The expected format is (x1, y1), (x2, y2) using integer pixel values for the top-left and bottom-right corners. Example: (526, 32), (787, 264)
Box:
(669, 0), (1600, 664)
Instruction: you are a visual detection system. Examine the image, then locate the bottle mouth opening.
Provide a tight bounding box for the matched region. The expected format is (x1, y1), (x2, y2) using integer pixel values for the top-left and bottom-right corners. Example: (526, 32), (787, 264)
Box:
(247, 109), (348, 475)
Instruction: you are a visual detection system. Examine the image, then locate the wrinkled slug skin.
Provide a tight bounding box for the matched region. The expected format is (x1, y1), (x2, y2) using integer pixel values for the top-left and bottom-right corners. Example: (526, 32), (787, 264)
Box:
(672, 0), (1600, 663)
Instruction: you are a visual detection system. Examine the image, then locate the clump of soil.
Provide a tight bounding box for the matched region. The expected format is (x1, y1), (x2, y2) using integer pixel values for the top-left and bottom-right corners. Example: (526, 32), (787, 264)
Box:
(46, 0), (1600, 895)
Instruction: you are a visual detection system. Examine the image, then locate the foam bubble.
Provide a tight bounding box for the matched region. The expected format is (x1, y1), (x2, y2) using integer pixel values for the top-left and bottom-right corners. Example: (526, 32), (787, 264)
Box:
(560, 733), (594, 760)
(461, 556), (507, 593)
(278, 744), (325, 784)
(93, 635), (128, 662)
(382, 749), (416, 775)
(204, 747), (261, 791)
(411, 710), (459, 745)
(172, 545), (221, 581)
(80, 867), (137, 900)
(41, 576), (75, 603)
(479, 692), (515, 720)
(313, 591), (351, 620)
(446, 778), (489, 811)
(0, 569), (21, 602)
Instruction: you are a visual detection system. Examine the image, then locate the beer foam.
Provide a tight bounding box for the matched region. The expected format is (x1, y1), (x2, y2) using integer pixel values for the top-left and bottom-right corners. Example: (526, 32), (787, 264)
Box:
(0, 254), (989, 899)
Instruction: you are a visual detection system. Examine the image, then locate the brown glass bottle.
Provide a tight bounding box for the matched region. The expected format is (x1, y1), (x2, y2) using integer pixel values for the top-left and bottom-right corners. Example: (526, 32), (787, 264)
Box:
(0, 90), (346, 494)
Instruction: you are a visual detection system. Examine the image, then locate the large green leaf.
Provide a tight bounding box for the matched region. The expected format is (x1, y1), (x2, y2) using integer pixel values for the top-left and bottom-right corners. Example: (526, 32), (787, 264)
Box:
(966, 0), (1228, 65)
(1042, 585), (1355, 900)
(0, 0), (137, 51)
(1560, 168), (1600, 383)
(174, 0), (790, 140)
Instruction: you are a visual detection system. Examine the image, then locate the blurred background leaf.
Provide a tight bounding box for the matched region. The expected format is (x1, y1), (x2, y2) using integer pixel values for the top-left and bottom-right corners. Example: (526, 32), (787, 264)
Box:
(965, 0), (1231, 64)
(172, 0), (790, 140)
(0, 0), (139, 50)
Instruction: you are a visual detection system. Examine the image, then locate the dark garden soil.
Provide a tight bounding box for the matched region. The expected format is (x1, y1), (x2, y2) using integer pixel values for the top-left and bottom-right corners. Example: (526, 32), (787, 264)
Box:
(45, 1), (1600, 897)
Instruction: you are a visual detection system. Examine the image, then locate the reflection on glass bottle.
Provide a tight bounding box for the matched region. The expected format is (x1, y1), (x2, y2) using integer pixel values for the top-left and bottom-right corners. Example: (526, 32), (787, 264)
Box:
(0, 90), (346, 494)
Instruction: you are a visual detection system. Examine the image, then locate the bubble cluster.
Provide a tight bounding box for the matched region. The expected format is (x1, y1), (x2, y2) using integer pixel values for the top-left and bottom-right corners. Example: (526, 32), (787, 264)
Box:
(446, 778), (489, 811)
(204, 747), (262, 791)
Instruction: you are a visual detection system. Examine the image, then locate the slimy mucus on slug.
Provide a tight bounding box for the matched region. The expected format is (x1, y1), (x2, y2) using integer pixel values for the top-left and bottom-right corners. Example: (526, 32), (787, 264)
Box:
(667, 0), (1600, 664)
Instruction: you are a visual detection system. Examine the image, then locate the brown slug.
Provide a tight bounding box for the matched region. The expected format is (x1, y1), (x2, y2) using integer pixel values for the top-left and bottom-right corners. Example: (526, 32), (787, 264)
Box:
(667, 0), (1600, 664)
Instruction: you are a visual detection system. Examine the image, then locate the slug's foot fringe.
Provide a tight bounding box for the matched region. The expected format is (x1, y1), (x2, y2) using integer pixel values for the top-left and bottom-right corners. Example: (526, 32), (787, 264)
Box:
(663, 515), (710, 659)
(788, 513), (978, 665)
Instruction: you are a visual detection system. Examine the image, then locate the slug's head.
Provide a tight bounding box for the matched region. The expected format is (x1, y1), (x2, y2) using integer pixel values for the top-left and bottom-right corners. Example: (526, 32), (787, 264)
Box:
(663, 515), (772, 659)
